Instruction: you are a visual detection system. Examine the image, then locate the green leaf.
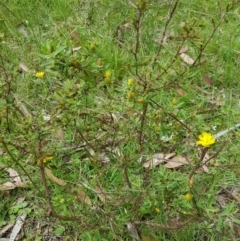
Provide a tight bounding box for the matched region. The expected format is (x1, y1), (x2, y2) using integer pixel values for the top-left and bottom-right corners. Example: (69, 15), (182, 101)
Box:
(216, 217), (223, 232)
(54, 226), (65, 236)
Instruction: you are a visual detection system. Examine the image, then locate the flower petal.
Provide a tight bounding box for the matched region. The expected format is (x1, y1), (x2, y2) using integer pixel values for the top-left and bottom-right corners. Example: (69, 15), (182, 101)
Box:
(196, 132), (216, 147)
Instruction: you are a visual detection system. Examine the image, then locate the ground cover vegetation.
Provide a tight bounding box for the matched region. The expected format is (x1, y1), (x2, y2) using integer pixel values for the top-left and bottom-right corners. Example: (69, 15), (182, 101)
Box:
(1, 0), (240, 240)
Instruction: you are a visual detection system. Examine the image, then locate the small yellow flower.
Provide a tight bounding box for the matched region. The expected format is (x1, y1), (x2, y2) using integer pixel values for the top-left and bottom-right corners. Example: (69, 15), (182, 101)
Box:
(155, 207), (160, 213)
(196, 132), (216, 147)
(185, 193), (193, 201)
(128, 91), (135, 99)
(104, 70), (112, 78)
(104, 70), (112, 84)
(42, 156), (53, 163)
(89, 43), (95, 50)
(127, 78), (134, 86)
(172, 98), (177, 105)
(37, 155), (53, 165)
(36, 71), (44, 78)
(104, 77), (111, 84)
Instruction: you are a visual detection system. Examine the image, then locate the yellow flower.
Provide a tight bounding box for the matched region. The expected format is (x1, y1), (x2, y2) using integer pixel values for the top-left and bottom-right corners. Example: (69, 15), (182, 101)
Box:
(104, 70), (112, 78)
(36, 71), (44, 78)
(104, 77), (111, 84)
(89, 43), (95, 50)
(172, 98), (177, 105)
(185, 193), (192, 201)
(104, 70), (112, 84)
(42, 156), (53, 163)
(37, 155), (53, 165)
(155, 207), (160, 213)
(128, 91), (135, 99)
(127, 78), (134, 86)
(196, 132), (216, 147)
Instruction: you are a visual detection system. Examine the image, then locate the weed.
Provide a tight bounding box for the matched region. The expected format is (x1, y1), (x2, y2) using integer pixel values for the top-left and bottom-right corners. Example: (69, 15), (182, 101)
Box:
(1, 0), (240, 240)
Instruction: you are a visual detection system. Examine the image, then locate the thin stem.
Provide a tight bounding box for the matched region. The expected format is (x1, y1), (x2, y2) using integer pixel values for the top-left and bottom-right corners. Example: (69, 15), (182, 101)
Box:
(132, 6), (145, 75)
(138, 102), (148, 150)
(189, 142), (225, 180)
(134, 215), (198, 230)
(192, 13), (225, 67)
(152, 0), (179, 65)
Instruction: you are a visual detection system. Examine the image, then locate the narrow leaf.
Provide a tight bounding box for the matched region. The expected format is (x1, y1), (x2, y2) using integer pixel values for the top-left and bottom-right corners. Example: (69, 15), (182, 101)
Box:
(203, 75), (213, 85)
(76, 186), (92, 206)
(44, 168), (67, 186)
(179, 53), (194, 65)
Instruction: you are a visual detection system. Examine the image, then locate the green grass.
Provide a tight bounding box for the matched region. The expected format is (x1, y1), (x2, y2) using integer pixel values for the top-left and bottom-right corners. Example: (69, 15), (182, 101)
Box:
(1, 0), (240, 240)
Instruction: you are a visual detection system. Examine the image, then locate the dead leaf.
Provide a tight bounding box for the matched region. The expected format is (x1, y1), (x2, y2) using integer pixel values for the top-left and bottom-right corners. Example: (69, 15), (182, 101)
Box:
(208, 100), (224, 106)
(197, 151), (211, 173)
(44, 167), (67, 186)
(19, 63), (28, 72)
(0, 223), (14, 235)
(126, 222), (140, 241)
(143, 153), (175, 169)
(165, 152), (176, 159)
(175, 88), (186, 96)
(179, 46), (188, 54)
(143, 153), (164, 169)
(98, 152), (110, 164)
(72, 46), (82, 52)
(196, 164), (209, 173)
(202, 152), (211, 162)
(179, 53), (194, 65)
(0, 181), (18, 191)
(164, 155), (189, 169)
(13, 94), (32, 118)
(203, 75), (213, 85)
(232, 189), (240, 202)
(76, 186), (92, 206)
(9, 208), (27, 241)
(71, 30), (81, 44)
(17, 23), (28, 38)
(95, 184), (112, 204)
(95, 185), (106, 204)
(0, 168), (27, 190)
(5, 168), (22, 184)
